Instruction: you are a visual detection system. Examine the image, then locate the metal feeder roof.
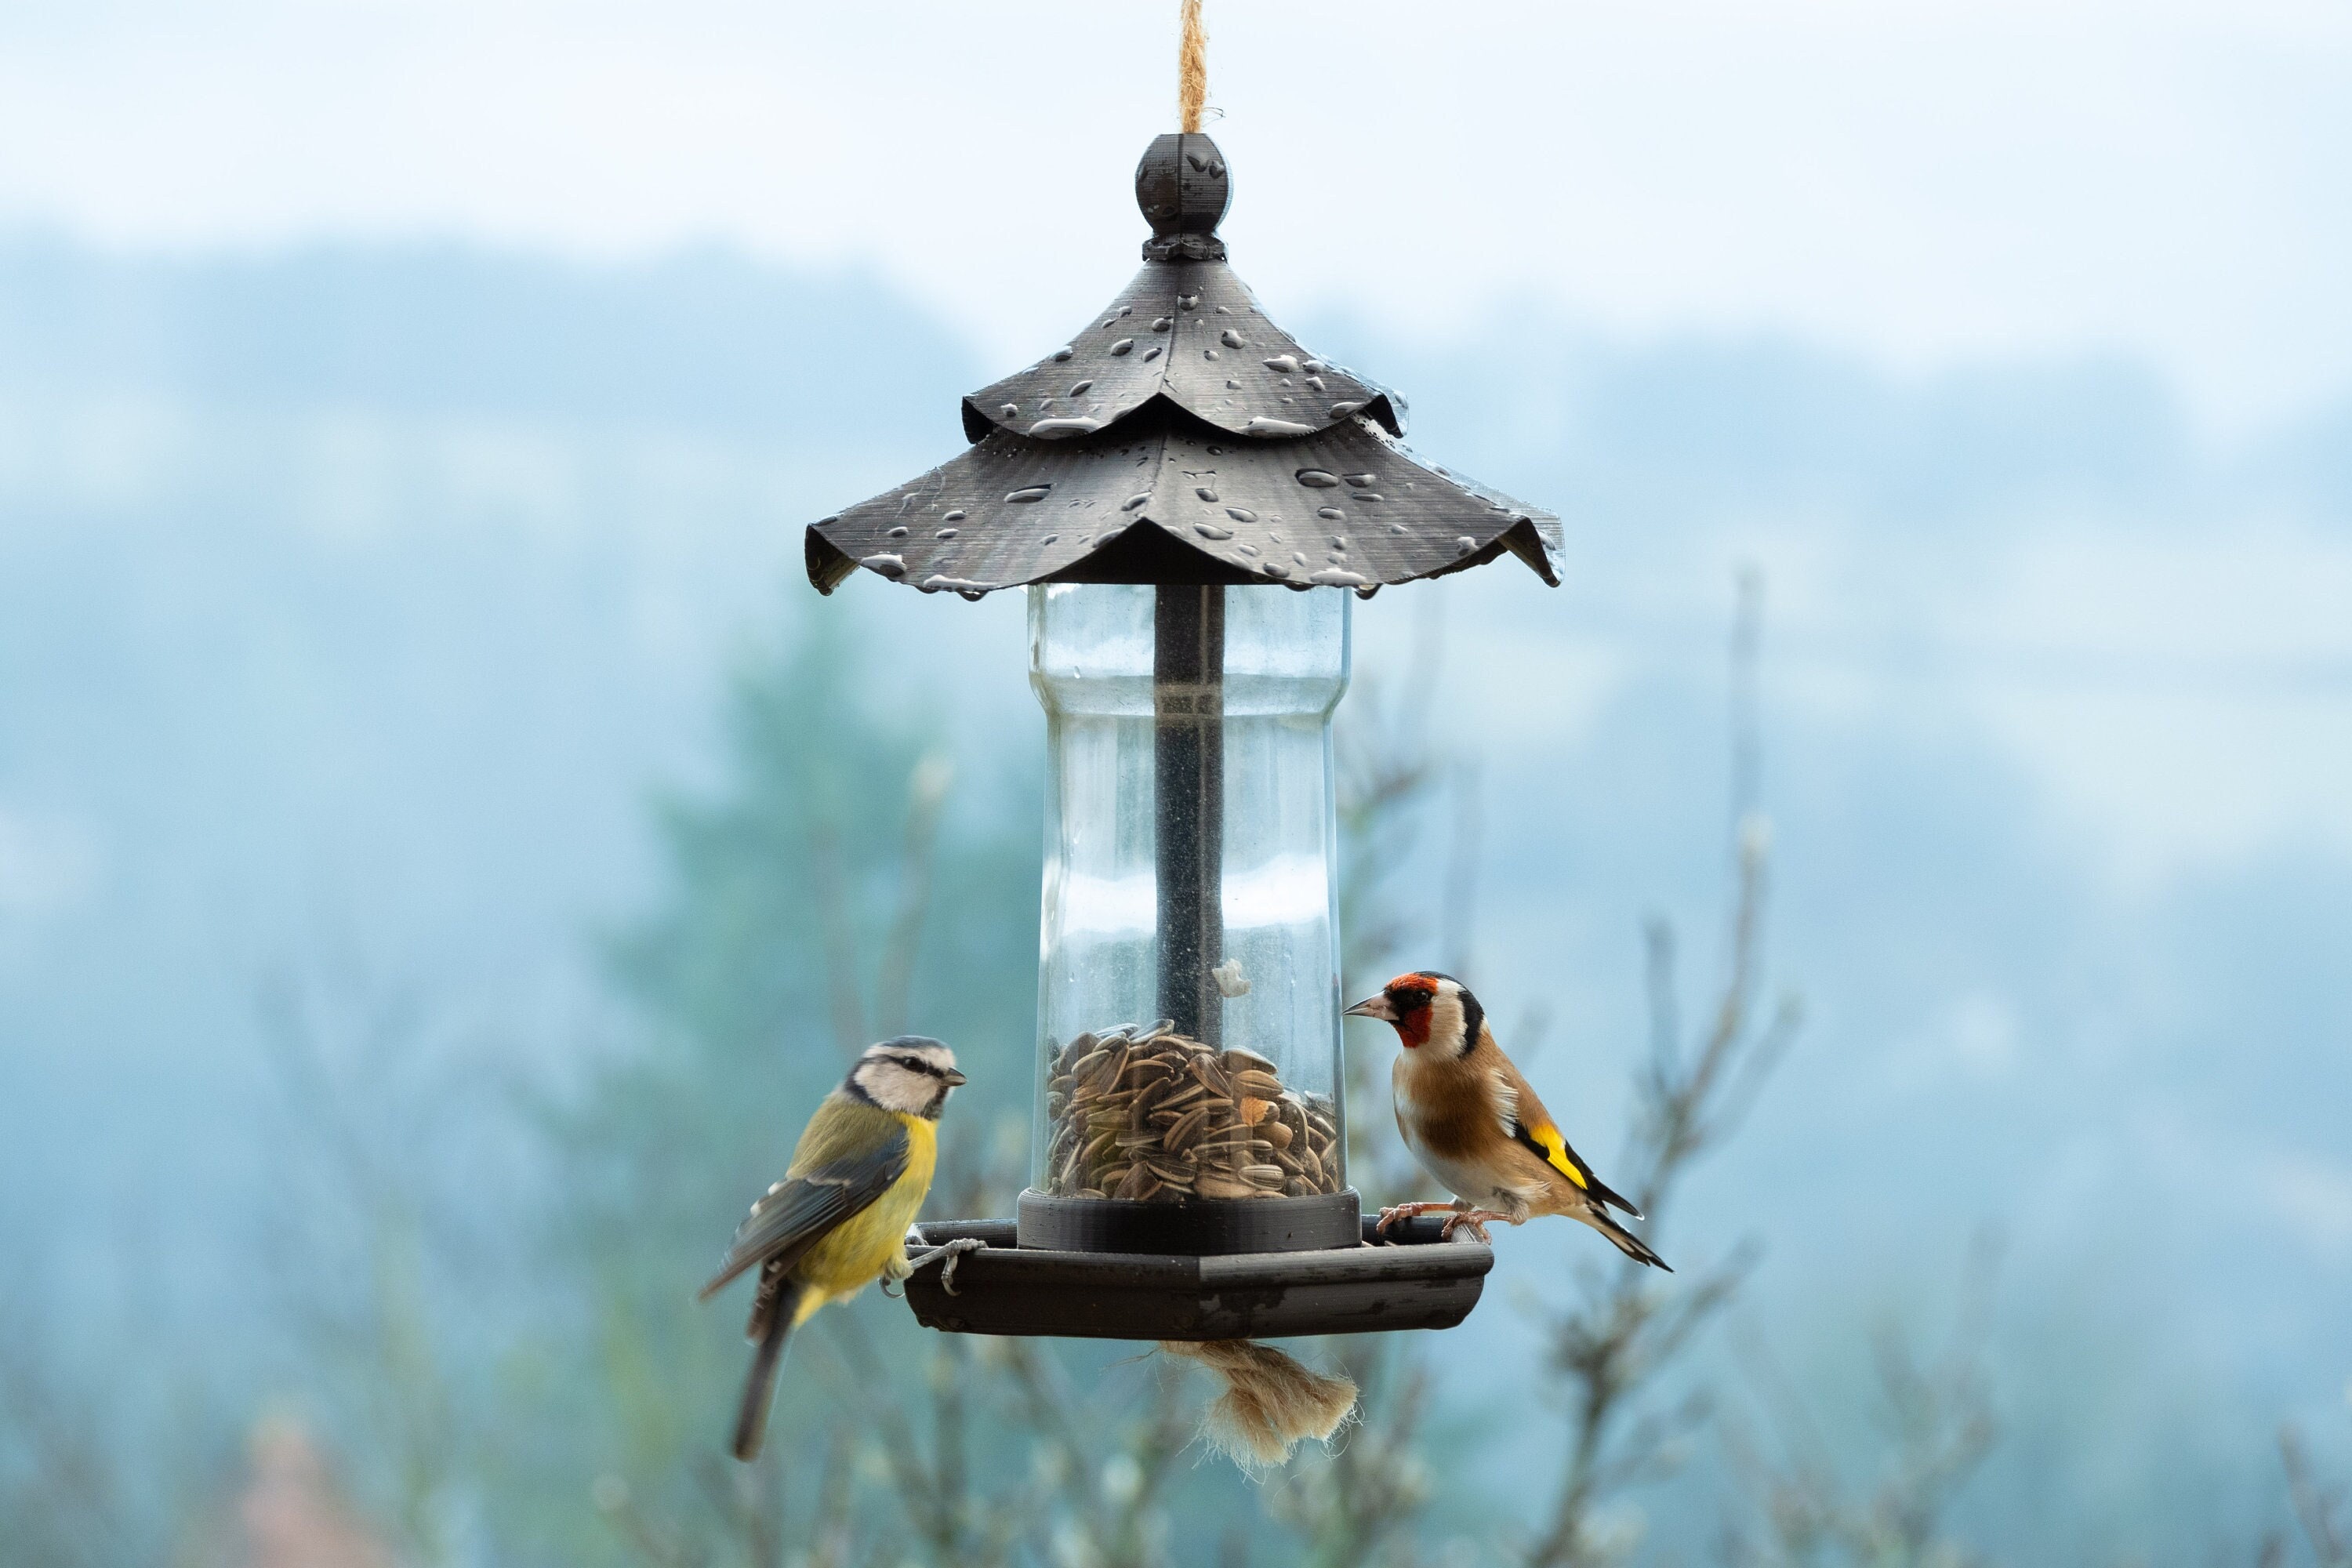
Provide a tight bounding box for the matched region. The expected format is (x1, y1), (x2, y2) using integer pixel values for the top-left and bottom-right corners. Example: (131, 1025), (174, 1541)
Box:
(806, 132), (1562, 600)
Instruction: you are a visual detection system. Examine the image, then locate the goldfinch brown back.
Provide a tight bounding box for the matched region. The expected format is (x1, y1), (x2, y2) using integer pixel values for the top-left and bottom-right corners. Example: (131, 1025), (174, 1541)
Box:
(1346, 972), (1667, 1269)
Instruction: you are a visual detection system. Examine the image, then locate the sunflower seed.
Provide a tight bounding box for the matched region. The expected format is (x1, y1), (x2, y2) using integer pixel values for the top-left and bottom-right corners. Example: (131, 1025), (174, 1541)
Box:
(1043, 1027), (1345, 1200)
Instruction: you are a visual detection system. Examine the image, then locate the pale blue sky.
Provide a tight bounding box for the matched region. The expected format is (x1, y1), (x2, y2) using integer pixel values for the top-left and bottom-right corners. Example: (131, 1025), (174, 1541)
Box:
(3, 1), (2348, 433)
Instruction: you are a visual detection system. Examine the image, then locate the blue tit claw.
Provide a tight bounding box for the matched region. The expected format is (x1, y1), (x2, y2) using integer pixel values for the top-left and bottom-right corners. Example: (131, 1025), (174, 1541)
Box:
(904, 1235), (988, 1296)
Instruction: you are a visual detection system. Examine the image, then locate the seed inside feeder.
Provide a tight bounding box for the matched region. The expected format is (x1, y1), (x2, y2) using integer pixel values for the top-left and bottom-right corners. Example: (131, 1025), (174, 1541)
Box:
(1043, 1023), (1341, 1202)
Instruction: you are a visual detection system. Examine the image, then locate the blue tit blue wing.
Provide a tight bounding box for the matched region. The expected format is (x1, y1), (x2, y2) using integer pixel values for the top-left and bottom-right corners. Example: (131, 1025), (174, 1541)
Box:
(698, 1126), (911, 1301)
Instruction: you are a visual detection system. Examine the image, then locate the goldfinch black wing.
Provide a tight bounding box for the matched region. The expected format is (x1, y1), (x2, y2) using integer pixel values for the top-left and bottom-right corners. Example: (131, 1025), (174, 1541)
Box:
(698, 1125), (911, 1301)
(1493, 1058), (1645, 1218)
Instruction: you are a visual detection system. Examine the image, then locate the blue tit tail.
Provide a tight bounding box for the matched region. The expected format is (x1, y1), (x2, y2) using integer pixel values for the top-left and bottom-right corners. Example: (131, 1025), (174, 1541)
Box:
(1585, 1208), (1671, 1272)
(732, 1275), (810, 1461)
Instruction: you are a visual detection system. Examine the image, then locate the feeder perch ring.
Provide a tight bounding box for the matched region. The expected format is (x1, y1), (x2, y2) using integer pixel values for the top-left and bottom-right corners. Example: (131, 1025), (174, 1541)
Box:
(902, 1215), (1493, 1341)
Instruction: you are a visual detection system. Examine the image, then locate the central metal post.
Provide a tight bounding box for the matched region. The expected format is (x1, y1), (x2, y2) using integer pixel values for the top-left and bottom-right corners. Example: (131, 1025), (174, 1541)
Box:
(1154, 584), (1225, 1045)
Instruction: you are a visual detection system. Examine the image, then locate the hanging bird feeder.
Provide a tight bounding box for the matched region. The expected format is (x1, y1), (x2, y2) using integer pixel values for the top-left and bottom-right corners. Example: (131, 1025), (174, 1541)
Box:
(806, 129), (1559, 1341)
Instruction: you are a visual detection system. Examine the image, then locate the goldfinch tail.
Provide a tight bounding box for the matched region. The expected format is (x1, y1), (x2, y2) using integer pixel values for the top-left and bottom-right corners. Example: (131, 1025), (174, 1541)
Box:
(731, 1281), (807, 1461)
(1588, 1210), (1671, 1272)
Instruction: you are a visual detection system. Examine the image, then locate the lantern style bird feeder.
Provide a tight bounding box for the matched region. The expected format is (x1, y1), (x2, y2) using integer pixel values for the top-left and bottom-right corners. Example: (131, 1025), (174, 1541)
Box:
(809, 132), (1559, 1340)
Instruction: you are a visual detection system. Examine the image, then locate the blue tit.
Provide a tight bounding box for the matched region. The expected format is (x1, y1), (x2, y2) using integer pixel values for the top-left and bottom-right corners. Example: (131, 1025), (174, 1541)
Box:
(1346, 972), (1667, 1269)
(699, 1036), (966, 1460)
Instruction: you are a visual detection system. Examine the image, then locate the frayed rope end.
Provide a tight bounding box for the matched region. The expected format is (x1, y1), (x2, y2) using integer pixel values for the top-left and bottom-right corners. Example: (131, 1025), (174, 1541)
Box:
(1160, 1339), (1358, 1471)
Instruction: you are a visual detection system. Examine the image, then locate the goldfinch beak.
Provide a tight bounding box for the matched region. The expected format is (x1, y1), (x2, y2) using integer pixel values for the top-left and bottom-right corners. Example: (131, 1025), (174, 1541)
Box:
(1344, 994), (1398, 1022)
(941, 1068), (967, 1087)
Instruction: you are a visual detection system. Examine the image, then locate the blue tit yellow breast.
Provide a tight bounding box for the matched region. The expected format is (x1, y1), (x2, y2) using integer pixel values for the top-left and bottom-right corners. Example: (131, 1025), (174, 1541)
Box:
(793, 1112), (937, 1314)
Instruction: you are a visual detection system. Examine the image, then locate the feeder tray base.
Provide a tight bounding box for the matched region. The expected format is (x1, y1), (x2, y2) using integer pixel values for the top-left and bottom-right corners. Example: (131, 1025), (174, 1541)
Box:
(902, 1217), (1493, 1341)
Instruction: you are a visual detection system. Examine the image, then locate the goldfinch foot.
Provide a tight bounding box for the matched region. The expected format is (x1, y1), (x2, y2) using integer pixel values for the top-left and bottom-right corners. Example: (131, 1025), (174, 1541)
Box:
(1374, 1201), (1462, 1239)
(1439, 1207), (1513, 1243)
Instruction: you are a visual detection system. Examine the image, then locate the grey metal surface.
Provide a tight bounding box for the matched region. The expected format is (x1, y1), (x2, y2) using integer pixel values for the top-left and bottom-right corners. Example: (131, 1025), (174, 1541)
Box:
(1135, 129), (1230, 262)
(960, 258), (1403, 444)
(1154, 586), (1225, 1045)
(807, 405), (1559, 596)
(902, 1216), (1493, 1341)
(803, 129), (1560, 597)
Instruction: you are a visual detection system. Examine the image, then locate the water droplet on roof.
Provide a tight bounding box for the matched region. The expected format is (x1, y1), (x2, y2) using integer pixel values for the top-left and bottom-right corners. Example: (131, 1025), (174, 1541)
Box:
(861, 554), (906, 577)
(1225, 507), (1258, 524)
(1052, 347), (1075, 361)
(1069, 380), (1094, 395)
(1261, 561), (1290, 578)
(1006, 485), (1052, 503)
(1194, 523), (1234, 540)
(1343, 474), (1377, 487)
(1196, 487), (1219, 503)
(944, 510), (967, 521)
(1109, 338), (1136, 356)
(1316, 507), (1345, 521)
(1263, 354), (1300, 373)
(1305, 376), (1326, 392)
(1329, 535), (1348, 548)
(1203, 349), (1220, 361)
(1389, 524), (1409, 535)
(1028, 417), (1105, 437)
(1237, 543), (1259, 556)
(1302, 359), (1327, 373)
(1041, 535), (1058, 545)
(1220, 329), (1246, 348)
(1243, 418), (1314, 437)
(1294, 469), (1340, 488)
(1328, 402), (1365, 419)
(1001, 404), (1020, 419)
(1122, 493), (1151, 510)
(887, 525), (909, 538)
(1142, 346), (1163, 361)
(1308, 568), (1369, 587)
(1152, 318), (1173, 332)
(1454, 536), (1477, 554)
(1178, 294), (1200, 310)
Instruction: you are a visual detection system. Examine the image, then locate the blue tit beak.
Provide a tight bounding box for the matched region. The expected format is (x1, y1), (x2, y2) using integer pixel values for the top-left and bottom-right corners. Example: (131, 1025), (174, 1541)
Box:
(941, 1067), (968, 1087)
(1345, 994), (1398, 1022)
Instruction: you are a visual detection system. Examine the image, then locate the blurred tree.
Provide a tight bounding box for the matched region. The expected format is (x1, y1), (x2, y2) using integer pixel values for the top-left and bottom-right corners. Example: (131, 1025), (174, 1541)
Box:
(1521, 570), (1802, 1568)
(1719, 1240), (2000, 1568)
(2268, 1421), (2350, 1568)
(505, 599), (1040, 1563)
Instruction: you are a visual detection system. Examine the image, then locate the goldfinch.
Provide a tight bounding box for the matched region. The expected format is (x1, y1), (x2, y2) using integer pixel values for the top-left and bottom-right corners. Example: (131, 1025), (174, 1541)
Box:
(1345, 972), (1667, 1268)
(699, 1036), (967, 1460)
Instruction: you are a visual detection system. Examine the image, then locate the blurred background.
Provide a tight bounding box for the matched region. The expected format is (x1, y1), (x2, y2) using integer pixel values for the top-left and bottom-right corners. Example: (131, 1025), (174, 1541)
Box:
(3, 2), (2349, 1563)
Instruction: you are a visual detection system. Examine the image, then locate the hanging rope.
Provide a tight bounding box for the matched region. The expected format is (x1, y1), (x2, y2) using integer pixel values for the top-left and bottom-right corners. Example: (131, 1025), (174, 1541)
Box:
(1178, 0), (1209, 132)
(1161, 1339), (1359, 1469)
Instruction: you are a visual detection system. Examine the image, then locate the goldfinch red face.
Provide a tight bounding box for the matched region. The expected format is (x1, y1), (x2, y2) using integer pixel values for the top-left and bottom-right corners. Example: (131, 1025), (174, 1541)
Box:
(1345, 971), (1476, 1054)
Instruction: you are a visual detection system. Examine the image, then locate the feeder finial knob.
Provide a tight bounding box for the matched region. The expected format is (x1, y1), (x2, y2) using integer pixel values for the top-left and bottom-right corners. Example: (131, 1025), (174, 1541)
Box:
(1136, 132), (1230, 263)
